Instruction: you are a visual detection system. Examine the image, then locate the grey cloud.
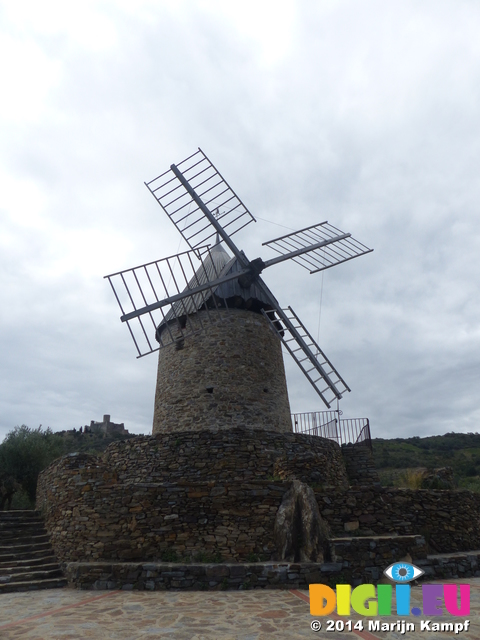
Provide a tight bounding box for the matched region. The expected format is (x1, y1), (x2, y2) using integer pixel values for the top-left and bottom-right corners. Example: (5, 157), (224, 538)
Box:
(1, 1), (479, 442)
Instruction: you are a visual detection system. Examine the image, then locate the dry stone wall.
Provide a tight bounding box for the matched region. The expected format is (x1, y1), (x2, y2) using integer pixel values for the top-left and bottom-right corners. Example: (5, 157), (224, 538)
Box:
(36, 431), (480, 576)
(330, 535), (427, 582)
(38, 476), (289, 563)
(36, 429), (348, 564)
(152, 310), (292, 434)
(102, 428), (349, 488)
(317, 486), (480, 553)
(341, 444), (380, 485)
(64, 549), (480, 591)
(63, 560), (349, 591)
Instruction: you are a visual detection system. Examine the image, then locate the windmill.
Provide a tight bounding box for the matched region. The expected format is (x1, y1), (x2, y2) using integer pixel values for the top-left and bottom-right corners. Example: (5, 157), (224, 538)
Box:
(105, 148), (372, 435)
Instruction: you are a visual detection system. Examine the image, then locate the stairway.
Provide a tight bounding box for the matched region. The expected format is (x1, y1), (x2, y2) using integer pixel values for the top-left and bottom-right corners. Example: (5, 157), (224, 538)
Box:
(0, 510), (67, 593)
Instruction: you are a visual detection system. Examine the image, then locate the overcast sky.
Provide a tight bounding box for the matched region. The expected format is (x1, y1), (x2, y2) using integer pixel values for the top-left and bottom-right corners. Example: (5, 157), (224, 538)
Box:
(1, 0), (479, 443)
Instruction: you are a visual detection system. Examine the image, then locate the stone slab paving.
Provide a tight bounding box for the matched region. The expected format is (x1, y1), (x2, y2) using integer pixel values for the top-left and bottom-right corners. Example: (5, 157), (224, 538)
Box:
(0, 579), (478, 640)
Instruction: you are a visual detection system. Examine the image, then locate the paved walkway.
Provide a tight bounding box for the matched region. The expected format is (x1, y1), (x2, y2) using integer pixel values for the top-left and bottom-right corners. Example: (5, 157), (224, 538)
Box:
(0, 579), (478, 639)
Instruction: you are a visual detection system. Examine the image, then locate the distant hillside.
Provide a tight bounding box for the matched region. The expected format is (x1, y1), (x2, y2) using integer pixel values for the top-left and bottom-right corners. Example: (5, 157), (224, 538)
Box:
(372, 431), (480, 492)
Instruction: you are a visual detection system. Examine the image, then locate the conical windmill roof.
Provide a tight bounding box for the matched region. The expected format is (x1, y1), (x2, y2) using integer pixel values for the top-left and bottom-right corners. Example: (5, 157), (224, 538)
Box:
(158, 241), (276, 330)
(161, 241), (233, 323)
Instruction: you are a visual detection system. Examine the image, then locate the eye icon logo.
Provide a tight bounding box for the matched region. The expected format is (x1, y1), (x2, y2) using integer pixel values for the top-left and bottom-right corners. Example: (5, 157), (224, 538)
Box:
(383, 562), (424, 583)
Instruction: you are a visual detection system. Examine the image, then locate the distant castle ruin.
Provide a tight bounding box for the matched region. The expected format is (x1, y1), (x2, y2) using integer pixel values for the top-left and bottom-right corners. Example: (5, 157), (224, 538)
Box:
(57, 415), (129, 438)
(83, 415), (128, 437)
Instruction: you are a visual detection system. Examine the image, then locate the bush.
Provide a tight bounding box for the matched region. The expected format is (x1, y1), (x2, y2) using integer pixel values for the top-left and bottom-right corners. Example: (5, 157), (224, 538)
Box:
(0, 425), (65, 508)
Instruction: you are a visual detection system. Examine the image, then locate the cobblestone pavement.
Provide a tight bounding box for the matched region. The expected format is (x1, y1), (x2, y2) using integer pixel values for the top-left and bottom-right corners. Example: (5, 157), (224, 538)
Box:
(0, 579), (478, 640)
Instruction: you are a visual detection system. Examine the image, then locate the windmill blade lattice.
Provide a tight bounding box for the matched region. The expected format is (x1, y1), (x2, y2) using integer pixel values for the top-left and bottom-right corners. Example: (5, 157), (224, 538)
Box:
(105, 148), (373, 409)
(262, 222), (372, 274)
(145, 148), (255, 253)
(104, 247), (229, 357)
(262, 305), (350, 408)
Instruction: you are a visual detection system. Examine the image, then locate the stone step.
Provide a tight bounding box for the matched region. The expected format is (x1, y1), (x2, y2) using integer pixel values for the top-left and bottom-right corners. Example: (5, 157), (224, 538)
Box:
(414, 550), (480, 579)
(0, 567), (64, 583)
(1, 530), (48, 542)
(0, 562), (61, 576)
(0, 510), (41, 520)
(0, 510), (66, 592)
(0, 541), (53, 557)
(0, 511), (43, 531)
(0, 544), (53, 563)
(0, 523), (46, 534)
(0, 577), (68, 593)
(0, 554), (57, 570)
(0, 533), (50, 546)
(328, 534), (427, 578)
(426, 549), (480, 560)
(0, 514), (43, 523)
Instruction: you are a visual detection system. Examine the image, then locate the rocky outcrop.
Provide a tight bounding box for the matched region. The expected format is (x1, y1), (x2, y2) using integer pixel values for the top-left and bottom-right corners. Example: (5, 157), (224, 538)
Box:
(274, 480), (330, 563)
(420, 467), (456, 490)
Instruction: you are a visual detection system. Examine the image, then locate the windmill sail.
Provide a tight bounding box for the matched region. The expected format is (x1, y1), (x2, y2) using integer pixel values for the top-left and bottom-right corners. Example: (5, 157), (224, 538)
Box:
(106, 148), (373, 408)
(104, 246), (233, 357)
(261, 306), (350, 408)
(262, 221), (373, 274)
(145, 148), (256, 253)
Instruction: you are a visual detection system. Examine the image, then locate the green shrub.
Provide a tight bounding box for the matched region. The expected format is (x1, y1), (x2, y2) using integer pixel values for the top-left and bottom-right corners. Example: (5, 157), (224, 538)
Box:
(0, 425), (66, 507)
(161, 549), (179, 562)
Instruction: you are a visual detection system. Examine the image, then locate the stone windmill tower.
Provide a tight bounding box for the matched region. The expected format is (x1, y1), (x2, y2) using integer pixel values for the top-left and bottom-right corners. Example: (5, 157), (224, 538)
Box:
(152, 237), (292, 434)
(105, 149), (372, 435)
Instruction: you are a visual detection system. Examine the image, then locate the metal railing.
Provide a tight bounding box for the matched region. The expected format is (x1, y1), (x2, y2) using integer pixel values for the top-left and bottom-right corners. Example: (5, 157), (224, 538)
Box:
(291, 411), (371, 449)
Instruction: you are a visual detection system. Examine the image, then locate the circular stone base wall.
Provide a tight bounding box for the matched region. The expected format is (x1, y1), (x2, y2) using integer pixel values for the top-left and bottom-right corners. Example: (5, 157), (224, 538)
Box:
(152, 309), (292, 434)
(103, 427), (349, 488)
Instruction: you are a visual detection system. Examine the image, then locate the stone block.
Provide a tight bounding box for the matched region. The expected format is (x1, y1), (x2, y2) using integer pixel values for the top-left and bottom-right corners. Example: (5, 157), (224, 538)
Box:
(206, 565), (230, 578)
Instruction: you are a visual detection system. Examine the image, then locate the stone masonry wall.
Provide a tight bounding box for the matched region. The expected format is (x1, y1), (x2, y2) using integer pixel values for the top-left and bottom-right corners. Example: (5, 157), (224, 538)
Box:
(64, 552), (480, 591)
(152, 310), (292, 434)
(36, 431), (348, 564)
(317, 485), (480, 553)
(38, 476), (290, 563)
(102, 428), (349, 488)
(64, 549), (480, 591)
(36, 433), (480, 569)
(64, 561), (333, 591)
(329, 535), (427, 582)
(61, 538), (423, 591)
(36, 452), (118, 514)
(341, 443), (380, 485)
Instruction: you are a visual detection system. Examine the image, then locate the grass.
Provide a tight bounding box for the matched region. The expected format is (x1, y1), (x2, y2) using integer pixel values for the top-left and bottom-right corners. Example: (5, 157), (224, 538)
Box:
(192, 551), (224, 563)
(373, 432), (480, 494)
(458, 476), (480, 492)
(398, 469), (425, 489)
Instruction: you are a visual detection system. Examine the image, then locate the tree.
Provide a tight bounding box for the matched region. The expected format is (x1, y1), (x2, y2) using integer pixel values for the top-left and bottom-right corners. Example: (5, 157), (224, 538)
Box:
(0, 425), (65, 508)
